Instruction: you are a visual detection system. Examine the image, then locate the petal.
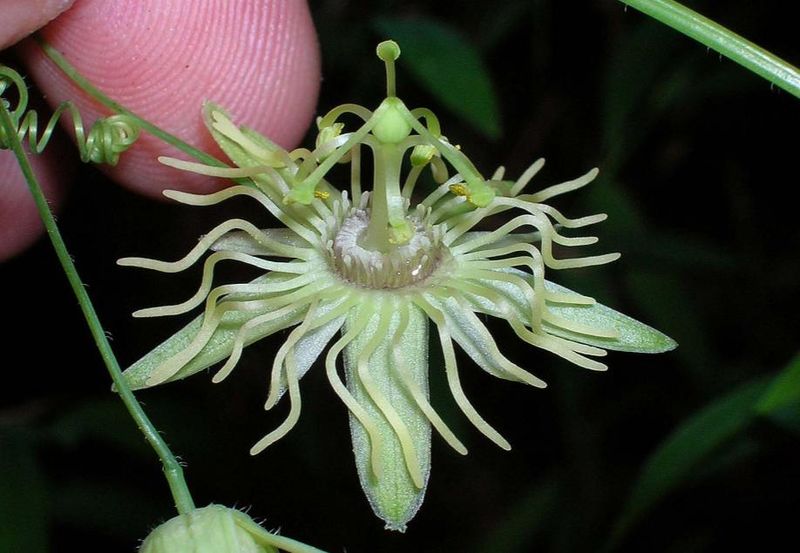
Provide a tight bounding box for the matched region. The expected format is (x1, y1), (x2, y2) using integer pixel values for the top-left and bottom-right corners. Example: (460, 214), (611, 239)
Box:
(425, 294), (546, 387)
(268, 303), (348, 404)
(210, 227), (311, 256)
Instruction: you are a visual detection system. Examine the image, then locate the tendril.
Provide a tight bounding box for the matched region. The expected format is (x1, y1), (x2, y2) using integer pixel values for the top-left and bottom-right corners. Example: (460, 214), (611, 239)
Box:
(0, 66), (139, 165)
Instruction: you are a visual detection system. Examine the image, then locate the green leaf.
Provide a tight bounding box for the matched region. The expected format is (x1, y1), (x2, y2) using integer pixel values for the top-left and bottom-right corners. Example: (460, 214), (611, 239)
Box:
(756, 353), (800, 433)
(374, 17), (501, 139)
(756, 353), (800, 415)
(609, 377), (769, 546)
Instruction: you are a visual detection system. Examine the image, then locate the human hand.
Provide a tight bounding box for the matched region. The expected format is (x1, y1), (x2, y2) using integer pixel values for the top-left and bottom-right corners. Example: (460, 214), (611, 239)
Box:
(1, 0), (320, 260)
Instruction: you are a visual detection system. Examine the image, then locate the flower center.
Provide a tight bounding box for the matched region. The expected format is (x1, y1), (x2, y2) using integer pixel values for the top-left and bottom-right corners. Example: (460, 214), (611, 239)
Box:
(327, 206), (447, 290)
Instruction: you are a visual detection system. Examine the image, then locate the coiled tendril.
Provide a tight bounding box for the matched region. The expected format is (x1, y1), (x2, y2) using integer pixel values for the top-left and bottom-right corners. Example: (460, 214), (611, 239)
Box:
(0, 66), (139, 165)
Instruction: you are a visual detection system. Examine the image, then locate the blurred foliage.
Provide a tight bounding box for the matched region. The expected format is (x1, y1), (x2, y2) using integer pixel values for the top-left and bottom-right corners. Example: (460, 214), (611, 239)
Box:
(2, 1), (799, 552)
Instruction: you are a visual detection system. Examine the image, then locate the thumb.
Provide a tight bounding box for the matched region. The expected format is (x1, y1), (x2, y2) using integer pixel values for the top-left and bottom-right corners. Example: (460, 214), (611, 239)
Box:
(19, 0), (321, 199)
(0, 0), (75, 49)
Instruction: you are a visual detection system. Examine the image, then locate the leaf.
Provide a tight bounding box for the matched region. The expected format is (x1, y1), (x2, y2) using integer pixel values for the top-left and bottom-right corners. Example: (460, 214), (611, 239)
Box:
(609, 377), (769, 546)
(374, 17), (501, 139)
(756, 353), (800, 415)
(756, 353), (800, 434)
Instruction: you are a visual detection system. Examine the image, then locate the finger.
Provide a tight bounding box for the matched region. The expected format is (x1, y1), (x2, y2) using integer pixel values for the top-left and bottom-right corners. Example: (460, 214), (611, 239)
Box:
(0, 0), (75, 50)
(0, 146), (69, 262)
(19, 0), (320, 200)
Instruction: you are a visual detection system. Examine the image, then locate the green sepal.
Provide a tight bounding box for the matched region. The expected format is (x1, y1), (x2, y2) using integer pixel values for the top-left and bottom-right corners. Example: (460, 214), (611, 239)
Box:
(202, 102), (284, 169)
(342, 302), (431, 531)
(465, 268), (677, 354)
(201, 103), (320, 205)
(122, 274), (345, 392)
(543, 280), (677, 353)
(121, 274), (302, 390)
(140, 504), (275, 553)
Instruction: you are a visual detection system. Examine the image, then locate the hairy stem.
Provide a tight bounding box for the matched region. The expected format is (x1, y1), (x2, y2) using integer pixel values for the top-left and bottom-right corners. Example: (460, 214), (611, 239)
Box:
(0, 103), (196, 516)
(619, 0), (800, 98)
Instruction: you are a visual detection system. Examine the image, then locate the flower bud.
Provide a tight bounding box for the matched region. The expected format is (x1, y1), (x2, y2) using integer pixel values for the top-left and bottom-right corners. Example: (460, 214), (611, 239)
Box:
(315, 121), (344, 152)
(410, 144), (437, 167)
(139, 505), (276, 553)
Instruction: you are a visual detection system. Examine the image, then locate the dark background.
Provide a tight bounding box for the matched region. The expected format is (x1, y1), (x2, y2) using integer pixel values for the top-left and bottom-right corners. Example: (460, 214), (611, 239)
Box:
(2, 1), (799, 552)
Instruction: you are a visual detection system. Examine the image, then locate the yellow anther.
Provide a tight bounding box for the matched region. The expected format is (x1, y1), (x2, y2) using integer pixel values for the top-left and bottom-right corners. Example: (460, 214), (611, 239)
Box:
(449, 183), (470, 197)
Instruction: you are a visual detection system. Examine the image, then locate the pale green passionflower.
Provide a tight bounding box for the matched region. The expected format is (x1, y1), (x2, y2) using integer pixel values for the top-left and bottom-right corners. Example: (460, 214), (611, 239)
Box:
(120, 41), (675, 531)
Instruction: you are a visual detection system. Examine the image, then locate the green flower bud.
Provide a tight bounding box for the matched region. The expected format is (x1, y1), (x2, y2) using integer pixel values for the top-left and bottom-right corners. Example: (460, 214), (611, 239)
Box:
(410, 144), (437, 167)
(315, 121), (345, 161)
(140, 505), (276, 553)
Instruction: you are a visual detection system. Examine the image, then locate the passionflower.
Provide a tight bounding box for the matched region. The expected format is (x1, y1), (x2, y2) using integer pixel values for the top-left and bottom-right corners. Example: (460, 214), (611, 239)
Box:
(120, 41), (675, 531)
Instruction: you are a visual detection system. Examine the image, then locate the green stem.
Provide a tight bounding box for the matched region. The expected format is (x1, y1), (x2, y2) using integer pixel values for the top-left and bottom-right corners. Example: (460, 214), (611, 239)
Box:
(619, 0), (800, 98)
(35, 35), (227, 166)
(0, 103), (196, 516)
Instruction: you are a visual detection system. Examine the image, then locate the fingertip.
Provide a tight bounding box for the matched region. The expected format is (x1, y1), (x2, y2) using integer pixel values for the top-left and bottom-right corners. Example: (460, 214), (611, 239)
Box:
(19, 0), (320, 200)
(0, 0), (76, 50)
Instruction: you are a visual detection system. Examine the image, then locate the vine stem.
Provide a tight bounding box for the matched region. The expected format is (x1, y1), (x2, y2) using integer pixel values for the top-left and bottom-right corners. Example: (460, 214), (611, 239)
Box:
(619, 0), (800, 98)
(34, 35), (227, 167)
(0, 103), (196, 516)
